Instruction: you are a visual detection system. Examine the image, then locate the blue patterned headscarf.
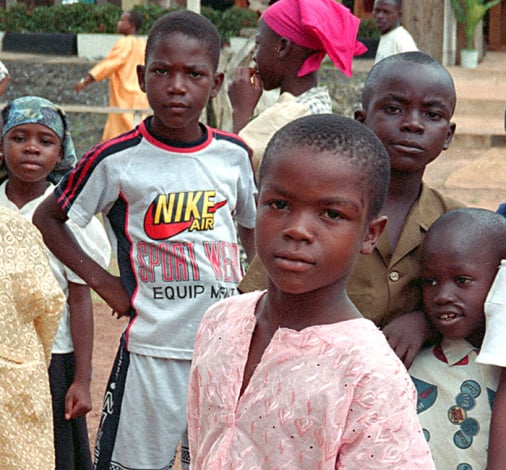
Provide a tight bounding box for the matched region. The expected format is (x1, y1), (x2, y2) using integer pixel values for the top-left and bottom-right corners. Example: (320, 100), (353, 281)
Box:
(1, 96), (77, 183)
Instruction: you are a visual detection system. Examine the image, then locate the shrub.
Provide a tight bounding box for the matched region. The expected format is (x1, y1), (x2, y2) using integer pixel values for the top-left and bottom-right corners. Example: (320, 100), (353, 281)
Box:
(2, 3), (121, 33)
(0, 2), (258, 40)
(212, 6), (257, 40)
(358, 17), (379, 39)
(132, 3), (174, 35)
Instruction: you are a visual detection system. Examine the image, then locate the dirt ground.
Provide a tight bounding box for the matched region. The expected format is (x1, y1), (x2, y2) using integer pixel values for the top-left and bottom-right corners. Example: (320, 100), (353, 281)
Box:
(87, 140), (506, 463)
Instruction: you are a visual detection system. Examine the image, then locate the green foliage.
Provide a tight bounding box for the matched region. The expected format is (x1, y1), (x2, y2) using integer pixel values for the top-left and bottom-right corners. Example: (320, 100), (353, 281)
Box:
(2, 3), (37, 32)
(3, 3), (122, 33)
(208, 6), (257, 41)
(132, 4), (175, 35)
(450, 0), (501, 50)
(358, 17), (380, 39)
(0, 2), (258, 40)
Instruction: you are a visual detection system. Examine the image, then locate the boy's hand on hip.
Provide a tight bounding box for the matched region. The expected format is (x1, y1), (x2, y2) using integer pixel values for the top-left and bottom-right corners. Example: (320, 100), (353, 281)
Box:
(382, 310), (431, 369)
(95, 274), (131, 317)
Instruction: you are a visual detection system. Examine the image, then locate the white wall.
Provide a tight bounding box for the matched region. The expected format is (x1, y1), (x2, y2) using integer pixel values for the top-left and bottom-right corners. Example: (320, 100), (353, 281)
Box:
(443, 0), (457, 66)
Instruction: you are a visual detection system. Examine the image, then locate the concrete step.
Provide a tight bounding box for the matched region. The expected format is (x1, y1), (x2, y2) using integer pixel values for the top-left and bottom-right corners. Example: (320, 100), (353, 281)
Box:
(452, 131), (506, 149)
(449, 70), (506, 103)
(453, 98), (506, 147)
(455, 98), (505, 118)
(446, 52), (506, 147)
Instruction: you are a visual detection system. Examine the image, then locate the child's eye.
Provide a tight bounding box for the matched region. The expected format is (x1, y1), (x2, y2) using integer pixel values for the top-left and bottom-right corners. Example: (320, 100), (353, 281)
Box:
(322, 209), (342, 220)
(154, 67), (168, 76)
(384, 105), (401, 115)
(190, 70), (203, 78)
(456, 276), (472, 285)
(422, 278), (437, 287)
(269, 200), (289, 211)
(425, 111), (443, 121)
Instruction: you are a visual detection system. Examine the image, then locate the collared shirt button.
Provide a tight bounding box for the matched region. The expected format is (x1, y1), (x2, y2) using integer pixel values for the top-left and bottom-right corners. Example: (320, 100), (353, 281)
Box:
(389, 271), (400, 282)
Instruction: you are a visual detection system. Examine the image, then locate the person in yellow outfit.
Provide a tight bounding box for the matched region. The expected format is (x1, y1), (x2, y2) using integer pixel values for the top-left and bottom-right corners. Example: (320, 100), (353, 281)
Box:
(75, 10), (149, 142)
(0, 207), (65, 469)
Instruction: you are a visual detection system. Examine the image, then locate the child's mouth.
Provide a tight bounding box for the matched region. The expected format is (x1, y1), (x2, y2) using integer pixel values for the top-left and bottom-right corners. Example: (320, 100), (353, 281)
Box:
(438, 312), (460, 321)
(21, 161), (42, 170)
(391, 142), (423, 154)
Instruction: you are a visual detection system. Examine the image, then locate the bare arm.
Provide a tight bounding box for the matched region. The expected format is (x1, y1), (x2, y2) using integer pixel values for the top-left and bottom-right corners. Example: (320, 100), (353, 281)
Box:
(33, 193), (130, 316)
(382, 310), (434, 369)
(487, 368), (506, 469)
(228, 67), (263, 134)
(74, 73), (95, 93)
(238, 225), (255, 264)
(65, 282), (93, 420)
(0, 74), (10, 97)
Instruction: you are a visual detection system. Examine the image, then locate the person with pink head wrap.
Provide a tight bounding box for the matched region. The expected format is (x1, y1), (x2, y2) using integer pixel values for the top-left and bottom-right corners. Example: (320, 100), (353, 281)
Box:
(262, 0), (366, 77)
(228, 0), (366, 174)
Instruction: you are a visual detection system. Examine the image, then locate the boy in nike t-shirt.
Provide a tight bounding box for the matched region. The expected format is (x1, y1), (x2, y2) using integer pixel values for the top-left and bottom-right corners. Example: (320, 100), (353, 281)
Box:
(33, 11), (256, 470)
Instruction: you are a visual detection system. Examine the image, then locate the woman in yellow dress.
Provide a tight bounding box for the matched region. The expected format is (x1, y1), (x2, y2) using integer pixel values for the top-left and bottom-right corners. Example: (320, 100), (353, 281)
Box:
(0, 207), (65, 469)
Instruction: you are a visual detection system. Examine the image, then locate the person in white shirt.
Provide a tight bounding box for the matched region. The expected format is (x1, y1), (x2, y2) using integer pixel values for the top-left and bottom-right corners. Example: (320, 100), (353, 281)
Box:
(373, 0), (418, 63)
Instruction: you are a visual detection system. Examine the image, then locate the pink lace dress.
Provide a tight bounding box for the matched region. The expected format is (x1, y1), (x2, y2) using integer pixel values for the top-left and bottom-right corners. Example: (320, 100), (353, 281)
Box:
(188, 291), (435, 469)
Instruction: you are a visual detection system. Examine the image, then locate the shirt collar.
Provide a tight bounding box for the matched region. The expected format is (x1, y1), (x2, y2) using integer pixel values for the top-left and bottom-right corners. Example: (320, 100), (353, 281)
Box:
(440, 338), (478, 366)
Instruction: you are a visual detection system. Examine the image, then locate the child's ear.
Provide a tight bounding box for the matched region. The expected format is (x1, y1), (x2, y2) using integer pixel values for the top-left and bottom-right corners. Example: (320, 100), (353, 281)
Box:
(278, 37), (291, 59)
(442, 122), (456, 150)
(354, 109), (367, 123)
(209, 72), (224, 99)
(137, 64), (146, 93)
(360, 215), (387, 255)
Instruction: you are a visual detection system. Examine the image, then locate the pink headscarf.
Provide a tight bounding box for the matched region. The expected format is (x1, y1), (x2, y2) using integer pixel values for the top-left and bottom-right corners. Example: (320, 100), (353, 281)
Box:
(262, 0), (367, 77)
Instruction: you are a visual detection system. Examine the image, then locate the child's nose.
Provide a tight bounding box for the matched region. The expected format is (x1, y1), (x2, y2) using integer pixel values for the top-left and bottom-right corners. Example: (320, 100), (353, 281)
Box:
(400, 110), (424, 133)
(168, 73), (186, 93)
(433, 284), (456, 304)
(25, 140), (40, 153)
(282, 212), (314, 242)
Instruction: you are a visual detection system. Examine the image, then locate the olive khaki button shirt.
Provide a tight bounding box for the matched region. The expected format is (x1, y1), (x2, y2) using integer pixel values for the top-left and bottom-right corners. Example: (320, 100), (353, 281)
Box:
(239, 184), (463, 326)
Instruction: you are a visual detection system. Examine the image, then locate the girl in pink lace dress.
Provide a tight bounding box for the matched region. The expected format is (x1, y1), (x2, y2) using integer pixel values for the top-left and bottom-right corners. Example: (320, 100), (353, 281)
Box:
(188, 114), (435, 469)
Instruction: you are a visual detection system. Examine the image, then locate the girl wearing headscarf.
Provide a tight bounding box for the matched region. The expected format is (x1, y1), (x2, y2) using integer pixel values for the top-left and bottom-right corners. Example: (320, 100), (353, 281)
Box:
(228, 0), (366, 175)
(0, 96), (111, 469)
(234, 0), (366, 295)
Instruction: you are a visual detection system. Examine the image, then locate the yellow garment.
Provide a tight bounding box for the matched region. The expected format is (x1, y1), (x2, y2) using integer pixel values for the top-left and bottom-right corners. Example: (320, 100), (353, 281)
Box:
(239, 92), (308, 177)
(239, 185), (464, 327)
(90, 35), (149, 142)
(0, 207), (65, 469)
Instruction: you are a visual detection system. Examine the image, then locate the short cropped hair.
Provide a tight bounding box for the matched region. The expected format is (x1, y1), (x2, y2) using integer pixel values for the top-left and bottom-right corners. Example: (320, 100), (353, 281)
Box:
(374, 0), (402, 9)
(146, 10), (221, 71)
(427, 208), (506, 262)
(259, 114), (391, 218)
(362, 51), (456, 112)
(127, 10), (143, 32)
